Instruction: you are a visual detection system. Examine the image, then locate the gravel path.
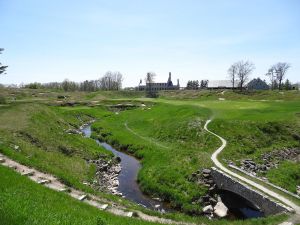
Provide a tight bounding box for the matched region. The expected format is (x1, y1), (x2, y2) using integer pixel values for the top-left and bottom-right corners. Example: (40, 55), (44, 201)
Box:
(204, 119), (300, 224)
(0, 152), (193, 225)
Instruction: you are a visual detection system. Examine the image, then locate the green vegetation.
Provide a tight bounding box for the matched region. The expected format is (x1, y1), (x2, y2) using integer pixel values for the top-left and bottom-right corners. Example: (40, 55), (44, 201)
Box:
(0, 165), (161, 225)
(92, 102), (218, 213)
(0, 165), (286, 225)
(0, 88), (299, 224)
(0, 102), (115, 197)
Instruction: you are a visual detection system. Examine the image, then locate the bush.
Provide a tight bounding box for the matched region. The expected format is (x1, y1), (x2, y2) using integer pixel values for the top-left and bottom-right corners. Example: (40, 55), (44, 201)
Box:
(0, 95), (6, 104)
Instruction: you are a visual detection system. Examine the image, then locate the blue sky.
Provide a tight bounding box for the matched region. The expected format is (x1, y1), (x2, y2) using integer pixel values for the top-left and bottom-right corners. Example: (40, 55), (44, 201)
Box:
(1, 0), (299, 87)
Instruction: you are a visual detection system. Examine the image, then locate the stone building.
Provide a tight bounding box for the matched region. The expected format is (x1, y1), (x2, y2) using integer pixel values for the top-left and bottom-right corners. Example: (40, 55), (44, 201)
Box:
(137, 72), (180, 91)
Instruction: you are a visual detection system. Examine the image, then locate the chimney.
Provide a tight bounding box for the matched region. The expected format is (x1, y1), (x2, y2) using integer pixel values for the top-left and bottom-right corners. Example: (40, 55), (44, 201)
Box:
(177, 79), (180, 87)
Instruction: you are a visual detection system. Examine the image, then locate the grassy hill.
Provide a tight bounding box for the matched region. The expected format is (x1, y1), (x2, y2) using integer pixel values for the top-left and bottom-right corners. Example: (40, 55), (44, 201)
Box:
(0, 88), (299, 224)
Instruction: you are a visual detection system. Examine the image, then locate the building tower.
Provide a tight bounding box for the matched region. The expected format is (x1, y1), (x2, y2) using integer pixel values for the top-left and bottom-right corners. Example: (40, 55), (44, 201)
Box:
(167, 72), (173, 86)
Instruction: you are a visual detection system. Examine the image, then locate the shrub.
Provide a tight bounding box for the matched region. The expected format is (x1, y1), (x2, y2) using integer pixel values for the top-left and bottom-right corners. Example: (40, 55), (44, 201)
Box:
(0, 95), (6, 104)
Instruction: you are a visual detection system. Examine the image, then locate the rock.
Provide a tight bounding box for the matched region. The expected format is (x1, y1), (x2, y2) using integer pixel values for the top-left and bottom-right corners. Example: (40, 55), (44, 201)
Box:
(126, 212), (133, 217)
(0, 158), (5, 163)
(202, 205), (213, 214)
(78, 195), (87, 201)
(202, 169), (211, 174)
(202, 195), (210, 202)
(100, 204), (108, 210)
(203, 173), (210, 178)
(209, 197), (217, 205)
(214, 202), (228, 218)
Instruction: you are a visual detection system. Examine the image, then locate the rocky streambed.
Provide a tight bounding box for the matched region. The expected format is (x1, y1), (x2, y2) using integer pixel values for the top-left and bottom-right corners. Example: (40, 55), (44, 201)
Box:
(191, 168), (264, 220)
(81, 124), (166, 211)
(88, 156), (122, 196)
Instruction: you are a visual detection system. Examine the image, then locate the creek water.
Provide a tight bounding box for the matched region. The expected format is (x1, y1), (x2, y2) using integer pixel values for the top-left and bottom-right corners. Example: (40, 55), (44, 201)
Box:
(82, 125), (165, 211)
(82, 125), (263, 219)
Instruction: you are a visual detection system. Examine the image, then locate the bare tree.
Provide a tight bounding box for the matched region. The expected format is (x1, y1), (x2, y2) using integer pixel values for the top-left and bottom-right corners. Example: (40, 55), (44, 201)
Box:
(0, 48), (8, 75)
(272, 62), (290, 90)
(235, 60), (255, 91)
(145, 71), (156, 84)
(265, 66), (277, 90)
(145, 72), (157, 97)
(228, 63), (238, 89)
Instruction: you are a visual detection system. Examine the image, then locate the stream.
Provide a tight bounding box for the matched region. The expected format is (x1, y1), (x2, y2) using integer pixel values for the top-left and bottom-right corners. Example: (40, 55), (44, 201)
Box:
(82, 124), (264, 219)
(82, 125), (165, 211)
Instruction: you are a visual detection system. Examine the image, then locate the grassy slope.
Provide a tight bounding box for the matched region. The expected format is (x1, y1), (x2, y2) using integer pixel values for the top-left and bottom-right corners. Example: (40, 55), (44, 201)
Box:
(0, 88), (297, 224)
(159, 90), (300, 194)
(91, 102), (221, 213)
(0, 165), (161, 225)
(0, 165), (286, 225)
(0, 102), (116, 197)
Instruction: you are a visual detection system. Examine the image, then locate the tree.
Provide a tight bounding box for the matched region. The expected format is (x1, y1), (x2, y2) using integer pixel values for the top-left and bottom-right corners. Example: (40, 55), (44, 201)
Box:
(0, 48), (8, 75)
(228, 63), (238, 89)
(200, 80), (208, 89)
(186, 80), (200, 90)
(272, 62), (290, 90)
(284, 79), (292, 90)
(145, 72), (157, 97)
(99, 71), (123, 91)
(235, 60), (255, 91)
(145, 72), (156, 84)
(265, 66), (277, 90)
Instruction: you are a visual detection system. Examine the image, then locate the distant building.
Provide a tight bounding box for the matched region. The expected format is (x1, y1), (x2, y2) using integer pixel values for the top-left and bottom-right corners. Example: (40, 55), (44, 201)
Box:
(247, 78), (269, 90)
(207, 80), (240, 89)
(137, 72), (180, 91)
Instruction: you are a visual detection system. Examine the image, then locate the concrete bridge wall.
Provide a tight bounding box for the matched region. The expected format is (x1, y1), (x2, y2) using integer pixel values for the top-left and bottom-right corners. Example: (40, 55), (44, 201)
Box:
(210, 167), (290, 215)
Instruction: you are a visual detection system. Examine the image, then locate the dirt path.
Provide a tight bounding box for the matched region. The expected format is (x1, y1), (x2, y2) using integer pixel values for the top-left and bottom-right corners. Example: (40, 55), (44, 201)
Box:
(124, 122), (170, 149)
(0, 152), (193, 225)
(204, 120), (300, 224)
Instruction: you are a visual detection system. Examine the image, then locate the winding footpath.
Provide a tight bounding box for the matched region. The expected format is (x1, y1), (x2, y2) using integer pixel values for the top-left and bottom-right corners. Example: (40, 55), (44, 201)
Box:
(204, 119), (300, 224)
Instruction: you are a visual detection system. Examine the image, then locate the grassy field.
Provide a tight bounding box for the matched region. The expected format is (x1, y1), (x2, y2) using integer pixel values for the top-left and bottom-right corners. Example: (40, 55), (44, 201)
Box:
(0, 87), (299, 224)
(0, 164), (286, 225)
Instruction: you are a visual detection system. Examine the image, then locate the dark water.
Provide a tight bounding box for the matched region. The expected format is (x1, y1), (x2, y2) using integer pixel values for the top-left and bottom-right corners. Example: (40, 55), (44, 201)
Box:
(82, 125), (165, 211)
(218, 190), (264, 219)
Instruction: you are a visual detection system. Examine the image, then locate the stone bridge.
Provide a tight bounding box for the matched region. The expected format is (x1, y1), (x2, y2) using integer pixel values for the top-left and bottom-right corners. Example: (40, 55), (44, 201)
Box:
(210, 167), (292, 216)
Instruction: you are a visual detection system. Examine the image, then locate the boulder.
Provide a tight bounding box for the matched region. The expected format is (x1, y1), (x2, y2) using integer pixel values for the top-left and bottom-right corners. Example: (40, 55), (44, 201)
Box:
(214, 202), (228, 218)
(202, 169), (211, 174)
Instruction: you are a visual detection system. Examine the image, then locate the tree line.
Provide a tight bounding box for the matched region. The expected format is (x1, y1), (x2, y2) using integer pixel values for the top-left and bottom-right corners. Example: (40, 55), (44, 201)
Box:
(186, 80), (208, 90)
(227, 60), (291, 91)
(24, 71), (123, 92)
(0, 48), (8, 76)
(186, 61), (294, 91)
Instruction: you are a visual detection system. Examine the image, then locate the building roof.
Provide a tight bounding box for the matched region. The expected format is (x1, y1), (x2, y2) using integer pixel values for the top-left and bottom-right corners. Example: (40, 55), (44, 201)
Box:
(207, 80), (240, 88)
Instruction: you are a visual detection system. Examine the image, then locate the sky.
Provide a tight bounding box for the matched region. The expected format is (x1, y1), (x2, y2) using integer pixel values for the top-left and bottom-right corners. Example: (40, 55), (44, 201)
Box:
(0, 0), (299, 87)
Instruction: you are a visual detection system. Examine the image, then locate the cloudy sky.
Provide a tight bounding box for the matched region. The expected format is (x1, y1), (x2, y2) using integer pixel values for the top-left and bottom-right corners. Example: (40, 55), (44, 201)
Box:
(1, 0), (299, 87)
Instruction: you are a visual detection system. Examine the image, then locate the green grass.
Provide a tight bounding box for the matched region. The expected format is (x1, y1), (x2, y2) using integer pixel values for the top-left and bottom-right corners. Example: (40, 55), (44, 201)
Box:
(0, 165), (161, 225)
(90, 102), (221, 213)
(0, 165), (286, 225)
(0, 102), (115, 198)
(0, 88), (299, 224)
(154, 91), (300, 196)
